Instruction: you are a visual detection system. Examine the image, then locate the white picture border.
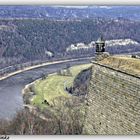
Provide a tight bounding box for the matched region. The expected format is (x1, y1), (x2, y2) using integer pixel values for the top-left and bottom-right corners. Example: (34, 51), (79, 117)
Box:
(0, 0), (139, 5)
(0, 0), (140, 140)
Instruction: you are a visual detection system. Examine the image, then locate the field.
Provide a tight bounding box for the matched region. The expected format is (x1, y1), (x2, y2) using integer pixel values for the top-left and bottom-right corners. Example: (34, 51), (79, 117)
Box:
(31, 63), (92, 108)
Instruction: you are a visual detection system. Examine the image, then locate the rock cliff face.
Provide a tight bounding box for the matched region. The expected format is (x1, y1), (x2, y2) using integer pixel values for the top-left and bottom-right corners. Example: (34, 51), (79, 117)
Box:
(83, 59), (140, 134)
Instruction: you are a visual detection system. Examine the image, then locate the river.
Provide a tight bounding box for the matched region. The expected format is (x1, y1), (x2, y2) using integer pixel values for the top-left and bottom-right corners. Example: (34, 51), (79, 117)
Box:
(0, 58), (91, 120)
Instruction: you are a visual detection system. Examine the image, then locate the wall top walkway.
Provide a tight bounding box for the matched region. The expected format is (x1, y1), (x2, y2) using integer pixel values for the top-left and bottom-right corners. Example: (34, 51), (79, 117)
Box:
(91, 60), (140, 80)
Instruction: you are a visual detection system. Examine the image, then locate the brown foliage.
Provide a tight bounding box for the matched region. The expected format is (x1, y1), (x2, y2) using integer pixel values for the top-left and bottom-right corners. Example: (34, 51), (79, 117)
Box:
(0, 96), (85, 135)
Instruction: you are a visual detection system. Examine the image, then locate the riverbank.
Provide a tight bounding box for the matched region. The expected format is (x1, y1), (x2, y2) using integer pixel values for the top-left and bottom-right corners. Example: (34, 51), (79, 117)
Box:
(0, 62), (92, 134)
(21, 63), (92, 128)
(22, 63), (92, 109)
(0, 57), (93, 81)
(0, 58), (91, 119)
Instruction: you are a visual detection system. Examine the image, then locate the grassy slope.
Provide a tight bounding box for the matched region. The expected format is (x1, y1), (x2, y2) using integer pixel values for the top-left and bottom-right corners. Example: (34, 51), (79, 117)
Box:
(31, 63), (92, 108)
(100, 56), (140, 76)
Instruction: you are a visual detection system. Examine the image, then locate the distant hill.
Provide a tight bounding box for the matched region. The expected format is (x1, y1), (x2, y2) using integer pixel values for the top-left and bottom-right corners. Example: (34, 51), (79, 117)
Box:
(0, 18), (140, 68)
(1, 6), (140, 20)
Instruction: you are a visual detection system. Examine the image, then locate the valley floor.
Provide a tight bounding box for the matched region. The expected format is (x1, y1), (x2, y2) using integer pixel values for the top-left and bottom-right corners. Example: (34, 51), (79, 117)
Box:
(31, 63), (92, 109)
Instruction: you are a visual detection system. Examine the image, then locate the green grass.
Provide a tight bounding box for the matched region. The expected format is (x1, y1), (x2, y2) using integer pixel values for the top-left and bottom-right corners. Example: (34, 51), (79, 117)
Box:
(31, 63), (92, 108)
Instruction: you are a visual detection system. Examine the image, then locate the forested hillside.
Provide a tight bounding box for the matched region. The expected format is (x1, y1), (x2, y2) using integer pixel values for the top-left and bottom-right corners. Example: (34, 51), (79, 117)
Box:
(1, 6), (140, 20)
(0, 18), (140, 68)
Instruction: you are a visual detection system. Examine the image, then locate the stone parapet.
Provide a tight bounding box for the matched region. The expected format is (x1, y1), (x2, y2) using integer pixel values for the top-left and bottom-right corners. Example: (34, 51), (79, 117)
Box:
(83, 61), (140, 135)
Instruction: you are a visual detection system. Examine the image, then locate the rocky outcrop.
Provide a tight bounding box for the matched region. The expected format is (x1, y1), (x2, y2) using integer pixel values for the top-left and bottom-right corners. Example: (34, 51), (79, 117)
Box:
(66, 39), (139, 52)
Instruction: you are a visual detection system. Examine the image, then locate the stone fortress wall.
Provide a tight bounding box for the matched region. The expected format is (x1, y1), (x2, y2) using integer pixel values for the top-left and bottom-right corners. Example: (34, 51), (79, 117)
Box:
(83, 61), (140, 135)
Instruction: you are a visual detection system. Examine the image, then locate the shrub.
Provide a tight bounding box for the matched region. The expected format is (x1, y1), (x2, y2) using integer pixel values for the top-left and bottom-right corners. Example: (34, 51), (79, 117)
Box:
(0, 97), (85, 135)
